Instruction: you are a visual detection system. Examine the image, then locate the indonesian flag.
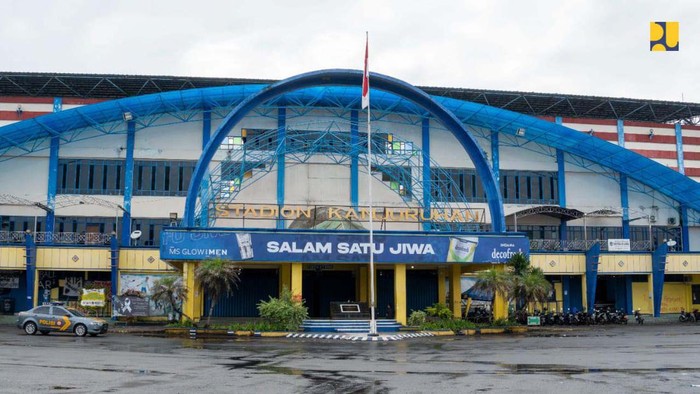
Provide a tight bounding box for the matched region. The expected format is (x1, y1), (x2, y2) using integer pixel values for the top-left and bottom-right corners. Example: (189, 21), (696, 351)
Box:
(362, 34), (369, 109)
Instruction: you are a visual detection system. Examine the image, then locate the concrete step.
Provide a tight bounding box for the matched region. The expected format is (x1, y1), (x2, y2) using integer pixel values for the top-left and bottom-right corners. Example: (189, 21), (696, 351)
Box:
(301, 319), (401, 333)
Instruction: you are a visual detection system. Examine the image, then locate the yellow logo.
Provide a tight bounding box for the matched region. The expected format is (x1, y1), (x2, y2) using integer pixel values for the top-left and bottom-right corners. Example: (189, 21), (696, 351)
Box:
(650, 22), (679, 51)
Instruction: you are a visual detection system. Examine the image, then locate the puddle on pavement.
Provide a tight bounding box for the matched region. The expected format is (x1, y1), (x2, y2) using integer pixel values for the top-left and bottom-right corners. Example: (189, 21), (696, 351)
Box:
(486, 362), (700, 376)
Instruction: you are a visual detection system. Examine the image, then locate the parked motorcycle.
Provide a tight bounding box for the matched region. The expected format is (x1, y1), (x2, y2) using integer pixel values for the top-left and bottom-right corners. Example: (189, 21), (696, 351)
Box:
(633, 309), (644, 325)
(679, 308), (696, 323)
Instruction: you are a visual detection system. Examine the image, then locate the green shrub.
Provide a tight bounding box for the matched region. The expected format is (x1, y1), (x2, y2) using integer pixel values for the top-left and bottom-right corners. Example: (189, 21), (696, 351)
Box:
(491, 318), (513, 327)
(421, 319), (476, 332)
(227, 321), (277, 332)
(425, 303), (453, 320)
(257, 287), (309, 331)
(407, 310), (427, 326)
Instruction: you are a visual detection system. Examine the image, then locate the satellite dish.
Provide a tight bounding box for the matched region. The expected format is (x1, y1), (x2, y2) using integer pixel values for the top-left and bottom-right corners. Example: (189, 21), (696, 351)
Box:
(130, 230), (142, 240)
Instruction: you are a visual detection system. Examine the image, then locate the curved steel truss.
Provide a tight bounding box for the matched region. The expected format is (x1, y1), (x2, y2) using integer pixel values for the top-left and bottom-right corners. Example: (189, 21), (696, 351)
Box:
(198, 125), (482, 231)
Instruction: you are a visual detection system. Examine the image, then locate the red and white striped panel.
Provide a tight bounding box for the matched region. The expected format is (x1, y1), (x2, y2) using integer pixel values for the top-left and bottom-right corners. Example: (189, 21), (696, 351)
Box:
(555, 117), (700, 182)
(0, 96), (104, 127)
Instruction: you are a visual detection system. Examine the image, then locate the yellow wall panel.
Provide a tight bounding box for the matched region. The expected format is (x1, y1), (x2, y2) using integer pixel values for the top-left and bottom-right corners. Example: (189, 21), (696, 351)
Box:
(119, 249), (175, 272)
(632, 282), (652, 314)
(598, 254), (651, 274)
(661, 283), (689, 313)
(531, 254), (585, 274)
(0, 247), (25, 269)
(36, 248), (110, 271)
(666, 255), (700, 273)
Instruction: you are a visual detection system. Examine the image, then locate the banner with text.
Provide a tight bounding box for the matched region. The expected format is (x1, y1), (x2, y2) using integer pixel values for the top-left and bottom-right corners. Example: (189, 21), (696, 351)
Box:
(160, 230), (529, 264)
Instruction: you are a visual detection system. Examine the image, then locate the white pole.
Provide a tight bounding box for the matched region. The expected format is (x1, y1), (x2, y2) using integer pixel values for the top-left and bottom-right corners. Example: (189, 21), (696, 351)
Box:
(365, 32), (377, 336)
(367, 78), (378, 337)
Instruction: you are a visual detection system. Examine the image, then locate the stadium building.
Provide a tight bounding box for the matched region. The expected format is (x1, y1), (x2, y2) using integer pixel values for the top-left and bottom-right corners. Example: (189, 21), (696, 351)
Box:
(1, 69), (700, 325)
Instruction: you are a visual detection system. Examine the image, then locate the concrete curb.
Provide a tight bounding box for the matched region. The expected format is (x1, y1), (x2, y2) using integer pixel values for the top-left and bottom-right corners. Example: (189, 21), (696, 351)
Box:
(425, 330), (455, 336)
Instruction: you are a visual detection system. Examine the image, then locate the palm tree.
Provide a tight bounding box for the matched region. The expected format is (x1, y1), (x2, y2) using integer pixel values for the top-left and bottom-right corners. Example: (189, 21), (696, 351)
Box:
(506, 253), (553, 313)
(518, 267), (552, 311)
(472, 267), (512, 317)
(507, 252), (530, 277)
(150, 275), (188, 322)
(195, 258), (241, 327)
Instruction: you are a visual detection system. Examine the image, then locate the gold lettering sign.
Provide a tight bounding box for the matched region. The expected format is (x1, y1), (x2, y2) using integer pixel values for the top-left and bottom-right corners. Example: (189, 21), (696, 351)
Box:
(214, 204), (484, 223)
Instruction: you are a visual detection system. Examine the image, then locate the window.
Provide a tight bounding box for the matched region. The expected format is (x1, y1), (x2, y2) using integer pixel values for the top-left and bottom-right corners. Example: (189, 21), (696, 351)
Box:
(371, 165), (412, 196)
(431, 168), (558, 204)
(51, 307), (69, 316)
(58, 159), (196, 196)
(34, 306), (50, 315)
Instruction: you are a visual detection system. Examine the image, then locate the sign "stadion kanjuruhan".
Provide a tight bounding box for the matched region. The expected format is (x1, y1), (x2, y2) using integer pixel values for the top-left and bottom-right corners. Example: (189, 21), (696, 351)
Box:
(160, 230), (529, 264)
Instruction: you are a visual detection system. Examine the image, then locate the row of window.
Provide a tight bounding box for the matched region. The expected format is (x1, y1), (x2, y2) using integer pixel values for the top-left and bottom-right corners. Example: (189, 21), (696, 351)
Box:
(58, 159), (196, 196)
(222, 129), (405, 155)
(513, 225), (682, 246)
(432, 169), (559, 204)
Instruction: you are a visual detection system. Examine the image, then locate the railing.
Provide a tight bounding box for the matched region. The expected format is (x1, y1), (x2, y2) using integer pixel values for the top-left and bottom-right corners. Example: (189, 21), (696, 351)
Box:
(530, 239), (654, 252)
(0, 231), (112, 245)
(0, 231), (27, 244)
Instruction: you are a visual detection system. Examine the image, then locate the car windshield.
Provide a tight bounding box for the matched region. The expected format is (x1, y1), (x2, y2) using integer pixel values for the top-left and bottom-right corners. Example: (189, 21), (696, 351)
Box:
(67, 309), (85, 317)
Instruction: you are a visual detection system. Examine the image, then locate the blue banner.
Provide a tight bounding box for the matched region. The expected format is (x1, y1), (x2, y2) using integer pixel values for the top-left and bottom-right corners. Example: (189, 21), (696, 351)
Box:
(160, 229), (528, 264)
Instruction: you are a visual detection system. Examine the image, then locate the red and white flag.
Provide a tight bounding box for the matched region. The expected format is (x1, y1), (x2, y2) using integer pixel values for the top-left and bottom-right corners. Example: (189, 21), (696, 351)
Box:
(362, 33), (369, 109)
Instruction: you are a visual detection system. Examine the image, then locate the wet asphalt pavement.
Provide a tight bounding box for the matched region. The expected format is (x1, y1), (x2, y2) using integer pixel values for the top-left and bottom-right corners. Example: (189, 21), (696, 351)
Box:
(0, 323), (699, 393)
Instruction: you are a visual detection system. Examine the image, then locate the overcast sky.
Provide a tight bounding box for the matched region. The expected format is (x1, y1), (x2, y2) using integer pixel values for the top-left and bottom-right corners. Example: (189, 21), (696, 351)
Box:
(1, 1), (698, 102)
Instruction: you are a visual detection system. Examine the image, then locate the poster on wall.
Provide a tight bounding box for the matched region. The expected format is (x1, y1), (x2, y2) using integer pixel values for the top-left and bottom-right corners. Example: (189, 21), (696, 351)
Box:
(63, 277), (83, 297)
(0, 273), (19, 289)
(118, 274), (169, 316)
(113, 295), (150, 317)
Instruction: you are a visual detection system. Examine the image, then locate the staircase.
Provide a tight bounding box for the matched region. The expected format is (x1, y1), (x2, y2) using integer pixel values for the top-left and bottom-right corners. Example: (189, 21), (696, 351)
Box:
(301, 319), (402, 333)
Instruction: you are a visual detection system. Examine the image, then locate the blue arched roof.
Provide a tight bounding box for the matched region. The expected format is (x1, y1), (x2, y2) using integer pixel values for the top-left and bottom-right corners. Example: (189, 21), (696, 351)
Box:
(1, 73), (698, 213)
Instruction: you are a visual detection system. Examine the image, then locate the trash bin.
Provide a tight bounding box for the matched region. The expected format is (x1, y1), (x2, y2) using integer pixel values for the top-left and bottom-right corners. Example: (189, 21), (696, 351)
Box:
(1, 298), (15, 315)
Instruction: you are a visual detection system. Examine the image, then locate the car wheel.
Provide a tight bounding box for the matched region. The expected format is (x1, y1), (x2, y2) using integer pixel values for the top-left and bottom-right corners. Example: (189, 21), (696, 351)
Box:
(24, 321), (37, 335)
(74, 324), (87, 337)
(40, 330), (50, 335)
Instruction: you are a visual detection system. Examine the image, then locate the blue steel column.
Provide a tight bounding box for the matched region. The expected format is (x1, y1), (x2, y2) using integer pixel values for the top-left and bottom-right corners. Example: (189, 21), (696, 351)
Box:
(350, 110), (359, 209)
(617, 120), (630, 238)
(651, 243), (668, 317)
(585, 243), (600, 314)
(45, 98), (62, 238)
(200, 107), (212, 224)
(490, 131), (499, 183)
(202, 106), (211, 149)
(110, 234), (119, 317)
(555, 117), (567, 240)
(676, 123), (688, 252)
(422, 118), (431, 231)
(276, 108), (286, 229)
(25, 233), (36, 308)
(562, 276), (570, 312)
(45, 136), (60, 238)
(675, 123), (685, 175)
(625, 276), (633, 314)
(681, 205), (689, 252)
(121, 121), (135, 246)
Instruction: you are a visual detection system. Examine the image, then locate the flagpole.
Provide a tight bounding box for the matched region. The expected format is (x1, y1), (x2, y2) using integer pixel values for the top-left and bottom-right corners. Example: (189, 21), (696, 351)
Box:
(363, 32), (378, 336)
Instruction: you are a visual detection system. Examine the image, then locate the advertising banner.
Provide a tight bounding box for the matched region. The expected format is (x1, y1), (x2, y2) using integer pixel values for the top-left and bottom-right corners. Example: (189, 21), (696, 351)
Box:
(80, 289), (106, 307)
(160, 230), (529, 264)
